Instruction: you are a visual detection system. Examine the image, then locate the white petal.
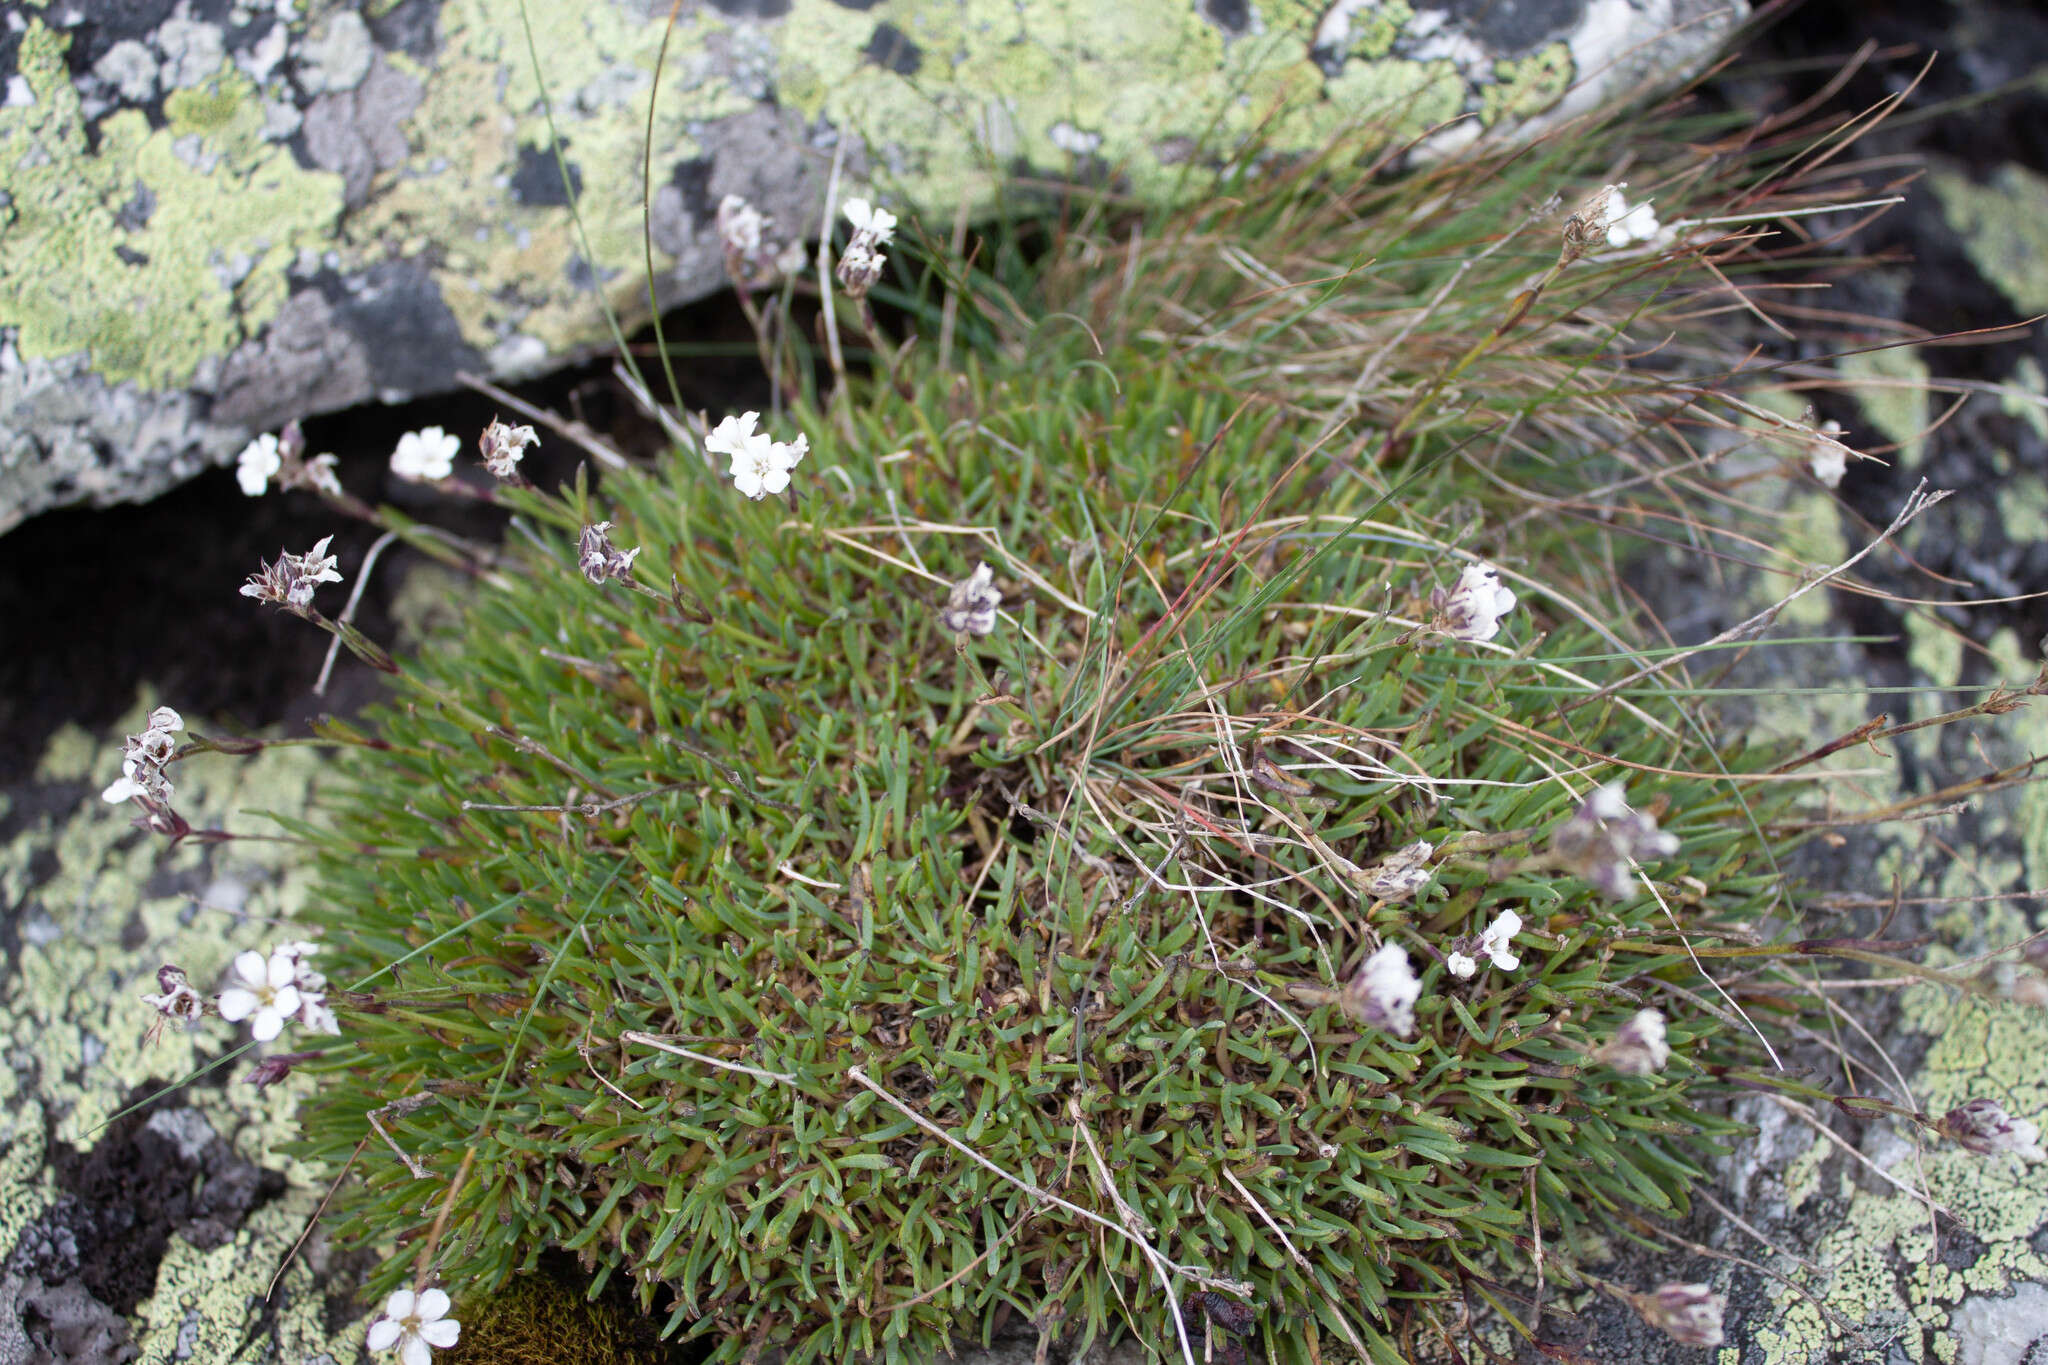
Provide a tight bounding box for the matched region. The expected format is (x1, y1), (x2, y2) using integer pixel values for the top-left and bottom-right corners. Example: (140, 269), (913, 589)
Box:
(218, 988), (257, 1022)
(366, 1318), (402, 1351)
(234, 950), (270, 987)
(272, 984), (302, 1018)
(251, 1008), (284, 1042)
(267, 951), (298, 989)
(415, 1289), (450, 1322)
(1446, 952), (1477, 980)
(401, 1333), (433, 1365)
(843, 197), (872, 231)
(102, 776), (141, 803)
(420, 1319), (460, 1348)
(383, 1290), (417, 1320)
(1489, 950), (1521, 973)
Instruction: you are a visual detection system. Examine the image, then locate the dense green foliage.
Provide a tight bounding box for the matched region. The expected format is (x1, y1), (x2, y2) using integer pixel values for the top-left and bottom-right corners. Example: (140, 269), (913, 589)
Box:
(291, 105), (1874, 1363)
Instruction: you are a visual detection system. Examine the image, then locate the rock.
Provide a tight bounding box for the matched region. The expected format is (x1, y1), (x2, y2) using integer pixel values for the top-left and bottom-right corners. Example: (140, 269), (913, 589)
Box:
(0, 0), (1747, 532)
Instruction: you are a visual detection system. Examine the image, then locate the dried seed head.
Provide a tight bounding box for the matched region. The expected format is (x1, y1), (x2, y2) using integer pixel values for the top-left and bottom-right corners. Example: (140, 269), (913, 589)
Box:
(1937, 1098), (2044, 1160)
(1358, 840), (1434, 900)
(578, 522), (642, 586)
(141, 964), (207, 1034)
(245, 1050), (319, 1089)
(1628, 1282), (1725, 1347)
(1340, 943), (1421, 1038)
(1592, 1008), (1670, 1075)
(105, 707), (185, 807)
(940, 563), (1003, 636)
(1550, 782), (1679, 900)
(240, 535), (344, 611)
(479, 418), (539, 480)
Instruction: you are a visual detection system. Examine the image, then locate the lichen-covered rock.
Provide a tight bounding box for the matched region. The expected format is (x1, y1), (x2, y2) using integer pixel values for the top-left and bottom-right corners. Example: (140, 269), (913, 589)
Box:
(0, 0), (1746, 532)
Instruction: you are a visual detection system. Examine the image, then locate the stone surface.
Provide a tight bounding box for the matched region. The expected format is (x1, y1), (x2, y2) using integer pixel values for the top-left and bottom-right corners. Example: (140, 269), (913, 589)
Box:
(0, 0), (1748, 533)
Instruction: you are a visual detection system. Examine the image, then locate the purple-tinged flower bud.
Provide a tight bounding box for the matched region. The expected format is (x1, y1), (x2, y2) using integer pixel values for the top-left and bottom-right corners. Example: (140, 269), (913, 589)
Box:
(1339, 944), (1420, 1038)
(939, 564), (1002, 637)
(578, 522), (642, 586)
(1937, 1098), (2043, 1160)
(1592, 1008), (1670, 1075)
(1628, 1282), (1725, 1347)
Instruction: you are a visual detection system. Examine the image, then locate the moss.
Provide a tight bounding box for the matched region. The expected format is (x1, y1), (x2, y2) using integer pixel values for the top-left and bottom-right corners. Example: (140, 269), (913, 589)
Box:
(442, 1267), (683, 1364)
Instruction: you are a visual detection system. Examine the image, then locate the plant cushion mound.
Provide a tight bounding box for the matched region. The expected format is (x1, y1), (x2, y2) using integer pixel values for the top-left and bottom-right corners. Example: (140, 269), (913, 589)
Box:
(290, 340), (1799, 1364)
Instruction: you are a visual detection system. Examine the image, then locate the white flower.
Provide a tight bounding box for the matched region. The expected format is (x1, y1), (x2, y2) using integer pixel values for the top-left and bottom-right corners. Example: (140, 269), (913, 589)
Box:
(940, 563), (1003, 636)
(298, 996), (340, 1035)
(1434, 562), (1518, 643)
(1478, 909), (1522, 972)
(366, 1288), (461, 1365)
(300, 452), (343, 497)
(102, 775), (143, 803)
(1593, 1008), (1670, 1075)
(1604, 187), (1661, 248)
(216, 949), (303, 1042)
(1340, 943), (1421, 1038)
(842, 197), (897, 246)
(717, 193), (767, 256)
(236, 433), (281, 496)
(1551, 782), (1680, 900)
(708, 411), (806, 500)
(1446, 951), (1477, 980)
(391, 426), (459, 482)
(1807, 419), (1849, 488)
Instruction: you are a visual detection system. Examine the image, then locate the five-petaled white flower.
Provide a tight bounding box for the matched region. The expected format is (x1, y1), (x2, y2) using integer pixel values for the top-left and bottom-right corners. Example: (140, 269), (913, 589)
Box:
(236, 433), (282, 496)
(1434, 562), (1518, 643)
(1340, 943), (1421, 1038)
(367, 1287), (461, 1365)
(391, 427), (460, 482)
(707, 411), (807, 500)
(217, 949), (303, 1042)
(940, 563), (1003, 636)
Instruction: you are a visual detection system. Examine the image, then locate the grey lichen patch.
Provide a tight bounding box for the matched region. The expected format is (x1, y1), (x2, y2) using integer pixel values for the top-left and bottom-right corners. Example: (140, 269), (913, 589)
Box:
(0, 697), (366, 1361)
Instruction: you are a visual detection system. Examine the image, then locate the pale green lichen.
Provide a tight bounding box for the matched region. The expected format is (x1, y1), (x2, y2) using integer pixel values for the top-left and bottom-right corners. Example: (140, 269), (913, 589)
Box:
(0, 20), (343, 388)
(1482, 44), (1573, 125)
(1839, 344), (1931, 467)
(0, 698), (365, 1361)
(1930, 163), (2048, 316)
